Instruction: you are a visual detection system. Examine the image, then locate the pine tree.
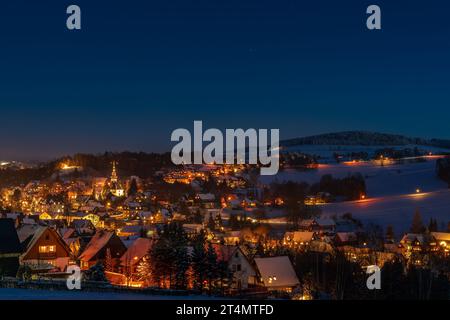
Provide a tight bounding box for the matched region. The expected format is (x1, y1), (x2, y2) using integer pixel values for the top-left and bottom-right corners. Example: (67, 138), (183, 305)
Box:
(386, 225), (395, 243)
(127, 178), (138, 196)
(208, 213), (216, 231)
(136, 255), (152, 286)
(193, 208), (203, 224)
(84, 262), (108, 282)
(150, 222), (189, 289)
(105, 248), (114, 272)
(205, 242), (219, 295)
(410, 209), (425, 234)
(428, 218), (438, 232)
(191, 231), (208, 291)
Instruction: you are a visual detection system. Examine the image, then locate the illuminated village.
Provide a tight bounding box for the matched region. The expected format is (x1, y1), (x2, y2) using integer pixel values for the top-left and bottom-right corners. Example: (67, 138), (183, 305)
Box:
(0, 141), (450, 300)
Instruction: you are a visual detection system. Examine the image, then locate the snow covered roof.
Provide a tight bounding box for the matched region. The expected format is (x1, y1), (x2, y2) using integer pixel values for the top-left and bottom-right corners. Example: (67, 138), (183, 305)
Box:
(17, 224), (41, 243)
(72, 219), (95, 230)
(300, 218), (335, 228)
(5, 213), (20, 220)
(138, 211), (153, 219)
(79, 230), (114, 262)
(254, 256), (299, 289)
(336, 232), (357, 243)
(182, 224), (203, 233)
(21, 227), (70, 258)
(285, 231), (315, 243)
(212, 244), (244, 263)
(120, 238), (153, 267)
(62, 228), (76, 240)
(22, 218), (38, 225)
(431, 232), (450, 242)
(401, 233), (428, 245)
(197, 193), (216, 201)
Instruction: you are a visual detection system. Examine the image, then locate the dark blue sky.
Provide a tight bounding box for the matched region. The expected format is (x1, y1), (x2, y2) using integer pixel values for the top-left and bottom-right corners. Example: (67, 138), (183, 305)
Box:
(1, 0), (449, 160)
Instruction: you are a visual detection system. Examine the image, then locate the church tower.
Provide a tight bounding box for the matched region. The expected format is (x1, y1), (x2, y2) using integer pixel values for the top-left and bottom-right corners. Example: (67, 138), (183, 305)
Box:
(111, 161), (119, 183)
(109, 161), (125, 197)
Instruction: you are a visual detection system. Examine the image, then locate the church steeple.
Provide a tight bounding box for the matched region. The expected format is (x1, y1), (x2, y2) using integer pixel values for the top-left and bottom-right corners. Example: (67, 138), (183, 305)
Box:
(111, 161), (118, 183)
(108, 161), (125, 197)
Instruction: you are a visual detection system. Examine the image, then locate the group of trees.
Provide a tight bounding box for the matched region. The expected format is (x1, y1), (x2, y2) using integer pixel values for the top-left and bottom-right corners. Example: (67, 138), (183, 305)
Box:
(436, 158), (450, 186)
(294, 251), (450, 300)
(281, 153), (318, 168)
(148, 223), (229, 292)
(149, 223), (190, 289)
(191, 231), (229, 294)
(310, 173), (366, 201)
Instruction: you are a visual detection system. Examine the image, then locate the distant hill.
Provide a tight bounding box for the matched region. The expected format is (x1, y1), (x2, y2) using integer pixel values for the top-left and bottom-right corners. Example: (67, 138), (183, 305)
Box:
(281, 131), (450, 149)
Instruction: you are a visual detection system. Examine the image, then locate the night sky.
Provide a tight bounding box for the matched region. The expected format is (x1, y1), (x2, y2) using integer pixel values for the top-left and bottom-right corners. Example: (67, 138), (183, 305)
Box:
(1, 0), (449, 161)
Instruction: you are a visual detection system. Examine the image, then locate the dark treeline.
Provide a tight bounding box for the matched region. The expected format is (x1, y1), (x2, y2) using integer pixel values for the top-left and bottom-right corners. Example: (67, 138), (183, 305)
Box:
(294, 251), (450, 300)
(310, 173), (366, 201)
(268, 173), (366, 203)
(0, 152), (174, 187)
(60, 152), (174, 178)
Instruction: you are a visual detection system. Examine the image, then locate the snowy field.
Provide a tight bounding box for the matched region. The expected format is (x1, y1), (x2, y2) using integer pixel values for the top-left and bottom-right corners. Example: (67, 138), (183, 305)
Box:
(262, 158), (447, 198)
(260, 148), (450, 235)
(0, 288), (218, 300)
(321, 190), (450, 236)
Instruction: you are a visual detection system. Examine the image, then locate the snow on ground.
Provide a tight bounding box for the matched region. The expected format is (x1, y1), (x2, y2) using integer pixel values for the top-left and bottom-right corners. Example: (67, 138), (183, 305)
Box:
(262, 158), (448, 198)
(321, 190), (450, 236)
(0, 288), (219, 300)
(260, 151), (450, 235)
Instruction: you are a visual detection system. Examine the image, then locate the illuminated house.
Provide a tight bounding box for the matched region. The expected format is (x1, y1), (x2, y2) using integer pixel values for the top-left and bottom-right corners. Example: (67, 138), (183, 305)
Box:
(431, 232), (450, 254)
(283, 231), (316, 247)
(79, 230), (127, 270)
(299, 219), (336, 235)
(212, 244), (257, 290)
(254, 256), (299, 293)
(20, 227), (71, 273)
(120, 237), (153, 287)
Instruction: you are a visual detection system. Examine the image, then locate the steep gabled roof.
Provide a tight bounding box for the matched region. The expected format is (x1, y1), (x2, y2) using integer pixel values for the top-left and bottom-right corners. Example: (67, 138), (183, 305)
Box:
(79, 230), (114, 262)
(254, 256), (299, 288)
(431, 232), (450, 242)
(120, 238), (153, 267)
(212, 244), (238, 263)
(21, 227), (71, 258)
(17, 224), (41, 243)
(285, 231), (315, 243)
(0, 219), (22, 254)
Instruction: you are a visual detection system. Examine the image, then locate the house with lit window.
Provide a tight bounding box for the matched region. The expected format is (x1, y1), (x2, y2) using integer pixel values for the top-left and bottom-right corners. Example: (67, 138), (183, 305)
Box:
(213, 244), (257, 290)
(120, 237), (153, 287)
(79, 230), (127, 270)
(299, 219), (336, 235)
(431, 232), (450, 254)
(19, 226), (71, 273)
(283, 231), (316, 247)
(254, 256), (299, 293)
